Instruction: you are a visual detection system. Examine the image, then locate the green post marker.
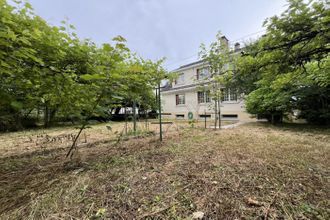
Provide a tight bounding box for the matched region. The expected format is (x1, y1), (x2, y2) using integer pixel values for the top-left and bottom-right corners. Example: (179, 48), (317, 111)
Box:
(188, 112), (193, 120)
(158, 82), (162, 142)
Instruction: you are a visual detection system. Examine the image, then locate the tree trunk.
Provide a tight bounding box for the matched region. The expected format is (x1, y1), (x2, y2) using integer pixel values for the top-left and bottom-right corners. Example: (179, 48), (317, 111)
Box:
(44, 103), (49, 128)
(214, 99), (218, 130)
(133, 100), (137, 134)
(218, 98), (221, 129)
(49, 108), (57, 127)
(114, 107), (121, 115)
(124, 106), (128, 135)
(145, 109), (148, 131)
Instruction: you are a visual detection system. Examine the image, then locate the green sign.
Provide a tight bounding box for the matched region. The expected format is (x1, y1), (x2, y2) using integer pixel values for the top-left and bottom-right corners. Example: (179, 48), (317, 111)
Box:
(188, 112), (193, 120)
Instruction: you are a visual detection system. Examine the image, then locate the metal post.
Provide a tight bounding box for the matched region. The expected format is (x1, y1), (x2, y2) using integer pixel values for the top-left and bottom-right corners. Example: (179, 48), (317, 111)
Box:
(124, 106), (127, 135)
(155, 88), (158, 105)
(133, 100), (137, 134)
(158, 82), (162, 141)
(204, 110), (207, 129)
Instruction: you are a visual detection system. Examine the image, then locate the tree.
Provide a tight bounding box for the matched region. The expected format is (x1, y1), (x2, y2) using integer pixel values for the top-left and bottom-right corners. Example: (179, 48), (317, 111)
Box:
(234, 0), (330, 124)
(199, 32), (235, 129)
(0, 0), (168, 133)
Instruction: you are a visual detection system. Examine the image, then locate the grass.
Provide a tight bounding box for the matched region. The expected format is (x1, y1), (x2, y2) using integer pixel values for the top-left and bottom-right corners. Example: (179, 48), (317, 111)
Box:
(0, 122), (329, 219)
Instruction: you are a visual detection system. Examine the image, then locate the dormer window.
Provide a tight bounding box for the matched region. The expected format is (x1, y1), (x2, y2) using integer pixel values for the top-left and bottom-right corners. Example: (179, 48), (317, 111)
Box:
(197, 67), (210, 80)
(175, 73), (184, 85)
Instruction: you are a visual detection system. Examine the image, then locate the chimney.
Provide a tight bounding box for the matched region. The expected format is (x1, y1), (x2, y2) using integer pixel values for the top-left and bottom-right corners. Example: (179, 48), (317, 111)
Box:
(220, 35), (229, 48)
(234, 42), (241, 52)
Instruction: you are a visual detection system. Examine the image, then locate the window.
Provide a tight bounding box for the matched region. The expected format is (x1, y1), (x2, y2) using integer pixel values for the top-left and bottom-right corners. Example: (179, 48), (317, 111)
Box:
(175, 73), (184, 85)
(176, 94), (185, 105)
(197, 91), (211, 103)
(199, 114), (211, 118)
(222, 88), (229, 101)
(222, 114), (238, 118)
(197, 67), (210, 80)
(176, 114), (185, 119)
(221, 88), (237, 102)
(230, 89), (237, 101)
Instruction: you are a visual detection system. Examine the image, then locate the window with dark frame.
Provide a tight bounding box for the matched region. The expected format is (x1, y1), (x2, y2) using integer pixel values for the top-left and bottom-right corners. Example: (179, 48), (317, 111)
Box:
(175, 94), (185, 105)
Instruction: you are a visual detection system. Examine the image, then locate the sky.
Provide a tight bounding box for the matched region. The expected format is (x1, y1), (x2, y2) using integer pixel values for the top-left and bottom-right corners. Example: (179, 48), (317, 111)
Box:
(27, 0), (288, 70)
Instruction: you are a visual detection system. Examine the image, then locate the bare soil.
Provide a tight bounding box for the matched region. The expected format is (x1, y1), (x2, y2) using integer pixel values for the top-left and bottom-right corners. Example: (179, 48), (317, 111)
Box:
(0, 122), (329, 219)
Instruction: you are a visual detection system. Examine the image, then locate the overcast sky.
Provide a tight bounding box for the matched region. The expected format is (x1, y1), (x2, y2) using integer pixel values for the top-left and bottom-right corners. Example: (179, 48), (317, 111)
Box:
(28, 0), (288, 70)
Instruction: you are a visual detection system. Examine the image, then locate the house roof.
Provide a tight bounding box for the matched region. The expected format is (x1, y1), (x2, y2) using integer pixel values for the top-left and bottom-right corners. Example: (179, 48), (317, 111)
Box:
(179, 60), (205, 69)
(171, 60), (207, 72)
(161, 81), (211, 92)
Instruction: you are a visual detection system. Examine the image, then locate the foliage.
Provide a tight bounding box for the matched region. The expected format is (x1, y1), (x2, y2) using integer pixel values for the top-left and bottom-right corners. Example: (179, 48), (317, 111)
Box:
(0, 0), (166, 131)
(234, 0), (330, 124)
(198, 32), (236, 128)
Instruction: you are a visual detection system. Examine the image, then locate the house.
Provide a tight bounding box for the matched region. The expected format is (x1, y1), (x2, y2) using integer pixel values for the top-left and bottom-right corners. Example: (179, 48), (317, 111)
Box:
(160, 37), (252, 121)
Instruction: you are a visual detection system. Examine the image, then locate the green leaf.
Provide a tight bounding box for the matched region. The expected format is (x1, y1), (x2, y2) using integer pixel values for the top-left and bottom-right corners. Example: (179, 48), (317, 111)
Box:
(10, 101), (23, 110)
(112, 35), (126, 42)
(80, 74), (106, 81)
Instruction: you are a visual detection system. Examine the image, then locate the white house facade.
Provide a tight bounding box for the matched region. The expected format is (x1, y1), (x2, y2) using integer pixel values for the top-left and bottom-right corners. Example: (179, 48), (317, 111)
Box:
(160, 40), (253, 121)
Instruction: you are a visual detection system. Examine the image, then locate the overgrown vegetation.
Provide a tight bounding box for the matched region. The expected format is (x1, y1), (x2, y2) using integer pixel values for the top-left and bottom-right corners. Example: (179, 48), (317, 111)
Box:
(1, 0), (329, 218)
(0, 0), (166, 132)
(201, 0), (329, 125)
(233, 0), (330, 124)
(0, 122), (329, 219)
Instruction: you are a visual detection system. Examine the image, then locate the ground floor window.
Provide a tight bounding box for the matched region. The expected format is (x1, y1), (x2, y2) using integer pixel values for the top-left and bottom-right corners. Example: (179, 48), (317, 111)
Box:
(197, 91), (211, 103)
(176, 114), (185, 119)
(176, 94), (185, 105)
(221, 88), (237, 102)
(199, 114), (211, 118)
(222, 114), (238, 119)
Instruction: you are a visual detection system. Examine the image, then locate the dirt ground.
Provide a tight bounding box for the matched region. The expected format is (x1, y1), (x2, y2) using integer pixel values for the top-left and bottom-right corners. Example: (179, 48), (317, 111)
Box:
(0, 122), (329, 219)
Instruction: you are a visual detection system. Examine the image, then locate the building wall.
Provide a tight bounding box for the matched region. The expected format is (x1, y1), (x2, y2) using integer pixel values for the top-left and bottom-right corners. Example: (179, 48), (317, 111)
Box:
(161, 62), (254, 121)
(161, 89), (252, 121)
(172, 64), (205, 88)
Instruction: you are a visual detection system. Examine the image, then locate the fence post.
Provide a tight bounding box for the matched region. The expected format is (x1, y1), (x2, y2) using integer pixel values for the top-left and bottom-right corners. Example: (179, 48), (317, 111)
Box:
(158, 82), (162, 141)
(204, 111), (207, 129)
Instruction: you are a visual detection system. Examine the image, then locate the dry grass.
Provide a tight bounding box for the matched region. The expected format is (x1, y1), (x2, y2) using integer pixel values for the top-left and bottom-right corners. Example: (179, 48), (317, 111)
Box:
(0, 122), (329, 219)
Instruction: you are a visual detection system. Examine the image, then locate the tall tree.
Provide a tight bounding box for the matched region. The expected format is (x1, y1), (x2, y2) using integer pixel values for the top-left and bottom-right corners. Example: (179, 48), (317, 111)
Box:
(199, 32), (235, 129)
(234, 0), (330, 124)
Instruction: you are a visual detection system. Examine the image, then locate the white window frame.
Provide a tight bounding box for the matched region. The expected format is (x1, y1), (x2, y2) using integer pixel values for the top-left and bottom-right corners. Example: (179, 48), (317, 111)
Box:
(175, 73), (185, 85)
(176, 94), (185, 105)
(221, 88), (237, 102)
(197, 67), (210, 80)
